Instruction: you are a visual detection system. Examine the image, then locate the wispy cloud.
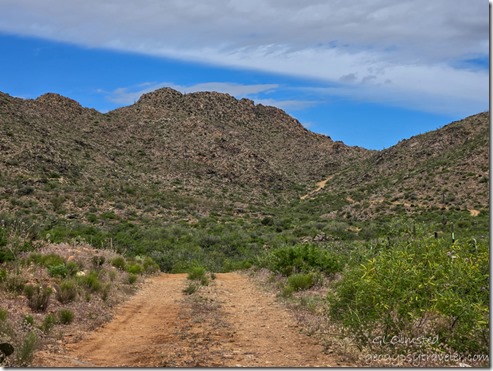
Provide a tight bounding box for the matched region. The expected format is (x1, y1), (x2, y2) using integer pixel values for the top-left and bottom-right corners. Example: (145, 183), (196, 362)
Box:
(254, 98), (319, 111)
(0, 0), (488, 116)
(101, 82), (279, 105)
(101, 81), (320, 112)
(97, 82), (167, 105)
(177, 82), (279, 96)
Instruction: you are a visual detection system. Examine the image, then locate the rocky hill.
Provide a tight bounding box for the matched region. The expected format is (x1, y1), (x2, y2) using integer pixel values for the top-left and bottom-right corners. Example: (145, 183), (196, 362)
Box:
(0, 88), (369, 224)
(0, 87), (489, 267)
(0, 88), (489, 229)
(0, 88), (488, 368)
(315, 112), (489, 220)
(107, 88), (369, 189)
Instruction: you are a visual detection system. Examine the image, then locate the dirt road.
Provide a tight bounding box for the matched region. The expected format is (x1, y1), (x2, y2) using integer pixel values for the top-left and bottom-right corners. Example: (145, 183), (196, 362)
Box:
(34, 272), (342, 367)
(300, 175), (334, 200)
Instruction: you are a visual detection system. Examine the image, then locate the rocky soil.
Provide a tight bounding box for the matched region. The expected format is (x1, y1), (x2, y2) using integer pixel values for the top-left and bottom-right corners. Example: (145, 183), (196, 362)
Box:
(33, 272), (347, 367)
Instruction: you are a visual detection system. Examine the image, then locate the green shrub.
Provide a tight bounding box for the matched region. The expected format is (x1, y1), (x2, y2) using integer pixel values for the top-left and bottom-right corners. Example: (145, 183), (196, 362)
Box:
(0, 228), (7, 247)
(126, 274), (138, 285)
(56, 279), (78, 304)
(125, 263), (144, 275)
(143, 257), (160, 274)
(40, 314), (56, 333)
(187, 266), (206, 281)
(86, 213), (98, 223)
(27, 252), (43, 265)
(15, 331), (38, 366)
(66, 261), (80, 276)
(0, 245), (15, 263)
(23, 284), (52, 312)
(287, 273), (315, 291)
(108, 269), (117, 281)
(100, 211), (116, 220)
(17, 186), (34, 196)
(57, 309), (74, 325)
(261, 216), (274, 226)
(328, 237), (489, 355)
(77, 271), (101, 293)
(111, 256), (126, 270)
(32, 253), (65, 268)
(200, 275), (210, 286)
(263, 244), (342, 276)
(48, 264), (68, 278)
(22, 314), (34, 327)
(183, 282), (199, 295)
(101, 283), (111, 301)
(281, 284), (295, 298)
(0, 308), (8, 322)
(0, 268), (7, 283)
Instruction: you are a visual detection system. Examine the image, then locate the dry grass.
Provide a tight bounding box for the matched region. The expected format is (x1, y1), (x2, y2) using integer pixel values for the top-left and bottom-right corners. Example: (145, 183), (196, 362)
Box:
(0, 242), (154, 367)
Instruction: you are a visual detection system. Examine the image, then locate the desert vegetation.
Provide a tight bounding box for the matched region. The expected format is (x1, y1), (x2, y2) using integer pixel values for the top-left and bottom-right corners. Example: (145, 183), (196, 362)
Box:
(0, 222), (159, 366)
(1, 203), (488, 366)
(252, 224), (489, 366)
(0, 92), (489, 366)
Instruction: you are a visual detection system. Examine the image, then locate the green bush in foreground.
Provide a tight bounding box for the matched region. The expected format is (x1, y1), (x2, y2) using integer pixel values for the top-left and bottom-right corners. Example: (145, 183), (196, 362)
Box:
(15, 331), (38, 366)
(40, 314), (56, 333)
(57, 309), (74, 325)
(125, 263), (144, 275)
(55, 279), (78, 304)
(260, 244), (342, 276)
(91, 255), (105, 269)
(0, 268), (7, 283)
(183, 282), (200, 295)
(77, 271), (102, 293)
(111, 256), (126, 270)
(126, 273), (138, 285)
(142, 257), (160, 274)
(328, 237), (489, 355)
(29, 253), (65, 268)
(48, 264), (68, 278)
(65, 261), (81, 277)
(287, 273), (315, 291)
(5, 274), (26, 294)
(187, 266), (207, 281)
(0, 308), (8, 322)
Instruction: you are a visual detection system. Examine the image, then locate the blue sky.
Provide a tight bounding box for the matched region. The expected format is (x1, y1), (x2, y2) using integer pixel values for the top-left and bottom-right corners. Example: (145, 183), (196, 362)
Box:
(0, 0), (488, 150)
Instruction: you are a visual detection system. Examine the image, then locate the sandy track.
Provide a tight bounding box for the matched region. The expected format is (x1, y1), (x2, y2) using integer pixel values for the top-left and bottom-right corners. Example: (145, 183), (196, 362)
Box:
(300, 175), (334, 200)
(34, 272), (341, 367)
(214, 272), (339, 367)
(35, 274), (186, 367)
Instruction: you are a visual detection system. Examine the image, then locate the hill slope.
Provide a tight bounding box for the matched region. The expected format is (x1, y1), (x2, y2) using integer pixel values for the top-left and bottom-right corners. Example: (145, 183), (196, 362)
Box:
(0, 89), (368, 224)
(0, 90), (488, 226)
(304, 112), (489, 221)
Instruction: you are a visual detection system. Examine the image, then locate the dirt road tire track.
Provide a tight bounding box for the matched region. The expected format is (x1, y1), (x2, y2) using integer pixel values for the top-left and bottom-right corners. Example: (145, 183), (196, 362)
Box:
(34, 272), (341, 367)
(214, 272), (339, 367)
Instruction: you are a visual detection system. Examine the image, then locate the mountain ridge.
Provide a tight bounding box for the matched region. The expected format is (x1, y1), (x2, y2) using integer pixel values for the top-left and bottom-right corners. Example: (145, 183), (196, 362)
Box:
(0, 88), (488, 225)
(0, 88), (368, 224)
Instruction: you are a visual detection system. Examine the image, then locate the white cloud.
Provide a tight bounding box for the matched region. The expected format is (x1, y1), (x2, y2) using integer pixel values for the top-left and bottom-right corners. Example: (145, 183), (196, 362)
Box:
(253, 98), (319, 111)
(177, 82), (279, 96)
(0, 0), (488, 115)
(0, 0), (486, 61)
(102, 81), (319, 112)
(102, 81), (279, 105)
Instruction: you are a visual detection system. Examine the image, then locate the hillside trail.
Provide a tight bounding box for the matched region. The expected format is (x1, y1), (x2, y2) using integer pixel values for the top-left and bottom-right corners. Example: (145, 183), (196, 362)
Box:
(300, 175), (334, 200)
(34, 272), (344, 367)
